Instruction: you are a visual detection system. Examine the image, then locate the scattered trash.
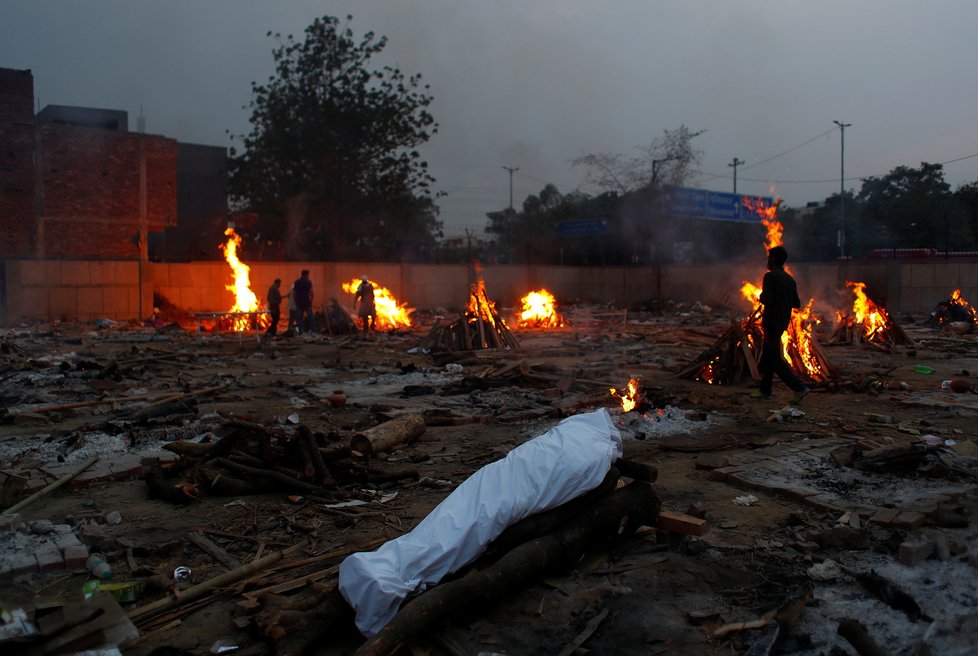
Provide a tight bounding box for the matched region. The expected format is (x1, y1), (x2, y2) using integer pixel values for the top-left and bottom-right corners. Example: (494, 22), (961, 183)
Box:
(766, 406), (805, 423)
(913, 365), (935, 374)
(732, 495), (759, 506)
(173, 566), (192, 582)
(807, 559), (843, 581)
(444, 363), (463, 374)
(287, 495), (306, 504)
(286, 413), (300, 424)
(87, 553), (112, 580)
(210, 639), (240, 654)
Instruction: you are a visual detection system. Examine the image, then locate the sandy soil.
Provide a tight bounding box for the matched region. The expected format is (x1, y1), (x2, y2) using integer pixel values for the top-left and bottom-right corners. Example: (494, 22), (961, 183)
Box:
(1, 308), (977, 656)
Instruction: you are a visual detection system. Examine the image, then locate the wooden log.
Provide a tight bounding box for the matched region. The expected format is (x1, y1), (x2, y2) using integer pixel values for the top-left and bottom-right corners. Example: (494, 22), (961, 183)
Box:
(187, 531), (242, 570)
(655, 509), (710, 536)
(214, 458), (337, 498)
(128, 547), (294, 622)
(350, 414), (426, 456)
(2, 455), (99, 515)
(299, 425), (335, 486)
(354, 482), (661, 656)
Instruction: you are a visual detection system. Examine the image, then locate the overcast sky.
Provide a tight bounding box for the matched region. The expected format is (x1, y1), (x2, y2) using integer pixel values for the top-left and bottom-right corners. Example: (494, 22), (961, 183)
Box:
(3, 0), (977, 236)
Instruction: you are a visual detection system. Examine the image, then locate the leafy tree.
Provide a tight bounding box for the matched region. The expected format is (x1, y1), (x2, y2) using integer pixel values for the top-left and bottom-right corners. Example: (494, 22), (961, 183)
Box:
(228, 15), (441, 261)
(953, 180), (978, 249)
(854, 163), (951, 254)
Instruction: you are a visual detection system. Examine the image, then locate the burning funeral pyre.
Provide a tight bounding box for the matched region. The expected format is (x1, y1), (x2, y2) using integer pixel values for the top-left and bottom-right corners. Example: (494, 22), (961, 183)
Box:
(928, 288), (978, 330)
(679, 198), (835, 385)
(424, 269), (519, 352)
(515, 289), (565, 329)
(830, 281), (913, 347)
(206, 227), (268, 332)
(340, 278), (414, 331)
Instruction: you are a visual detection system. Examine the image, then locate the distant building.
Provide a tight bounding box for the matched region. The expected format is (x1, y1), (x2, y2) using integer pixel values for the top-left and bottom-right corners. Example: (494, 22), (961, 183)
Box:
(0, 67), (228, 262)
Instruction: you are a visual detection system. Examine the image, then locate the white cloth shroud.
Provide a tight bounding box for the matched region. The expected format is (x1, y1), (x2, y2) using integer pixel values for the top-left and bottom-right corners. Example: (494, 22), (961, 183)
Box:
(338, 407), (623, 637)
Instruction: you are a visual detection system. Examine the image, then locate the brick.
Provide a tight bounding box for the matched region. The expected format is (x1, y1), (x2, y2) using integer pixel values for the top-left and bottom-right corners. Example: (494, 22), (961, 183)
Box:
(108, 454), (146, 479)
(892, 511), (927, 530)
(62, 544), (90, 570)
(0, 513), (23, 533)
(6, 552), (37, 579)
(34, 546), (64, 572)
(869, 509), (900, 526)
(899, 537), (934, 566)
(54, 533), (83, 550)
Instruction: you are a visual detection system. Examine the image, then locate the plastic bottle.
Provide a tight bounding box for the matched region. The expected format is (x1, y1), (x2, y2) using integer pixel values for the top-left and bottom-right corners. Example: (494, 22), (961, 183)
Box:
(86, 553), (112, 580)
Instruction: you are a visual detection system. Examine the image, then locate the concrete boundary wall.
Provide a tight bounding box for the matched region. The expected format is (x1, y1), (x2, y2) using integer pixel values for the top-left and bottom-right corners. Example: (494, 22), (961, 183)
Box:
(2, 258), (978, 324)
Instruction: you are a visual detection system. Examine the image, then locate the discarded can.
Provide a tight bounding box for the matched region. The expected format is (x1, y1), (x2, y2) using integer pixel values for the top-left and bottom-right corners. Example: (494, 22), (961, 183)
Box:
(173, 566), (192, 582)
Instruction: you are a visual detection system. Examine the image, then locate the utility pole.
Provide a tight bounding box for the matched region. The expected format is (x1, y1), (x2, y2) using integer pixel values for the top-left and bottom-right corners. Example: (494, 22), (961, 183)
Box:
(502, 166), (519, 211)
(728, 157), (744, 194)
(833, 120), (851, 258)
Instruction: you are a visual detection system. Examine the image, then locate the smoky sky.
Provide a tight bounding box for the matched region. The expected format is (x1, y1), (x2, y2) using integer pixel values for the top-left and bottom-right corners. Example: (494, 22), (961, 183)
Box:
(3, 0), (977, 236)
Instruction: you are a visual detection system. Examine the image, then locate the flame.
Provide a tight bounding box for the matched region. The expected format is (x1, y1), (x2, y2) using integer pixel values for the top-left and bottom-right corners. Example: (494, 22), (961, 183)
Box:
(219, 227), (263, 331)
(468, 275), (501, 330)
(785, 298), (828, 379)
(341, 278), (414, 330)
(517, 289), (565, 328)
(610, 378), (641, 412)
(837, 281), (894, 342)
(949, 289), (978, 320)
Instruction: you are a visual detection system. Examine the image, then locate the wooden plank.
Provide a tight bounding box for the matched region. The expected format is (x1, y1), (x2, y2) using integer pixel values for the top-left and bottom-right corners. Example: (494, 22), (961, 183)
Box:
(655, 510), (709, 536)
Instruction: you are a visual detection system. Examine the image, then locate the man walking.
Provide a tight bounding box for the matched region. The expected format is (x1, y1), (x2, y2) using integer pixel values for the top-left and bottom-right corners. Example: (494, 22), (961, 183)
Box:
(352, 275), (377, 334)
(265, 278), (282, 336)
(292, 270), (316, 335)
(752, 246), (810, 403)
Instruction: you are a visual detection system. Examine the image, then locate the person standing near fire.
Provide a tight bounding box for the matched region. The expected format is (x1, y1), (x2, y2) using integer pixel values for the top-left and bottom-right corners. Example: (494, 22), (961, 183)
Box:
(752, 246), (810, 403)
(352, 275), (377, 334)
(265, 278), (282, 336)
(292, 269), (316, 335)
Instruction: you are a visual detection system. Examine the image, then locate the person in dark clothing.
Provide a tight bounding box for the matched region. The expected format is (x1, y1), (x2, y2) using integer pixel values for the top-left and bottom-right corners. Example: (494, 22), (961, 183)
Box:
(752, 246), (810, 403)
(265, 278), (282, 336)
(292, 270), (317, 335)
(352, 275), (377, 333)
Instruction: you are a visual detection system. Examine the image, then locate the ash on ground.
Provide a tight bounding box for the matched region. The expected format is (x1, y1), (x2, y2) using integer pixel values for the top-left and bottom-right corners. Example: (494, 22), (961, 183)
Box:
(612, 405), (728, 440)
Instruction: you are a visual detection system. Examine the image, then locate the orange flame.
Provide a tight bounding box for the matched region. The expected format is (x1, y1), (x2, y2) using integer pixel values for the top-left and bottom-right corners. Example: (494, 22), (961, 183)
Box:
(837, 281), (893, 342)
(610, 378), (641, 412)
(219, 227), (263, 331)
(341, 278), (414, 330)
(949, 289), (978, 320)
(517, 289), (565, 328)
(468, 275), (501, 330)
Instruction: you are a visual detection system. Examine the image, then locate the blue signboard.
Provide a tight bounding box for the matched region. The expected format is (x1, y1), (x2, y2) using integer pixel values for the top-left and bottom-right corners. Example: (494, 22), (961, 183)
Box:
(555, 218), (608, 237)
(664, 186), (774, 223)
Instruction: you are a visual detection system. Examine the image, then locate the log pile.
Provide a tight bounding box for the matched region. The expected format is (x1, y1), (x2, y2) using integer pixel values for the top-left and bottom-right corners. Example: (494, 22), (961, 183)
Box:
(829, 312), (914, 348)
(150, 415), (427, 504)
(423, 279), (520, 352)
(679, 306), (835, 385)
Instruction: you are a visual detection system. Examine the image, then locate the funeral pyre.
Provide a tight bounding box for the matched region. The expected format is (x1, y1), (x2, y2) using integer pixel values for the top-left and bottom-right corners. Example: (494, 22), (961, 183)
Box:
(830, 281), (913, 347)
(679, 198), (834, 385)
(929, 288), (978, 330)
(515, 289), (565, 328)
(423, 268), (519, 351)
(340, 277), (414, 331)
(196, 227), (269, 332)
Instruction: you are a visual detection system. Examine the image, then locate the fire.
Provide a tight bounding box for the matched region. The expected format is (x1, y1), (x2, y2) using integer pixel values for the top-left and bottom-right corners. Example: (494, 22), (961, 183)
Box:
(949, 289), (978, 321)
(219, 227), (264, 331)
(517, 289), (565, 328)
(610, 378), (641, 412)
(836, 281), (892, 343)
(341, 278), (413, 330)
(468, 274), (501, 331)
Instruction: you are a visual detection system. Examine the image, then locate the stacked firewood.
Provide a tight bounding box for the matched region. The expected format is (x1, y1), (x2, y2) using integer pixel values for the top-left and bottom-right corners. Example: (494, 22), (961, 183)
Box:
(147, 415), (427, 504)
(829, 314), (914, 347)
(424, 286), (520, 352)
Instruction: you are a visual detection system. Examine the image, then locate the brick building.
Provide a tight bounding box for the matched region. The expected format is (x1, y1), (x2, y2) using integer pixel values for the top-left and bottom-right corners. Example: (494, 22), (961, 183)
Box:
(0, 67), (228, 263)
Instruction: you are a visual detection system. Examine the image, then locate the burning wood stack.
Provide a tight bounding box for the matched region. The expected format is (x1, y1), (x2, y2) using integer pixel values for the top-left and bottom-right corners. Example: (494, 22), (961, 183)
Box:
(424, 272), (519, 351)
(515, 289), (565, 329)
(928, 288), (978, 331)
(830, 281), (913, 347)
(678, 198), (835, 386)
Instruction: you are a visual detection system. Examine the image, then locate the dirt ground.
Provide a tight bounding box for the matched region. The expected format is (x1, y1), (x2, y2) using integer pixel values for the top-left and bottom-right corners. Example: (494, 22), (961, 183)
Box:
(2, 305), (978, 656)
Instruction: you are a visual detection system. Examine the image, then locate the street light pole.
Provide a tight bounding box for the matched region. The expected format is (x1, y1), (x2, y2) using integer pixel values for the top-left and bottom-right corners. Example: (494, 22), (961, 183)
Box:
(502, 166), (519, 211)
(833, 120), (851, 258)
(728, 157), (744, 194)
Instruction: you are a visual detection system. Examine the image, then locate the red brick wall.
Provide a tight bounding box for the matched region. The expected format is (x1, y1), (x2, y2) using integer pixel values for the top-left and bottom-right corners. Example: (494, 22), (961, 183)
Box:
(0, 68), (36, 257)
(38, 125), (177, 258)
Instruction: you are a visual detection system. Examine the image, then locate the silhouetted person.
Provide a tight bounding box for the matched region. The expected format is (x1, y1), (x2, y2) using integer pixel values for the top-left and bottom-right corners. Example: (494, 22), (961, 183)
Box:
(292, 269), (316, 335)
(752, 246), (809, 403)
(265, 278), (282, 336)
(353, 275), (377, 333)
